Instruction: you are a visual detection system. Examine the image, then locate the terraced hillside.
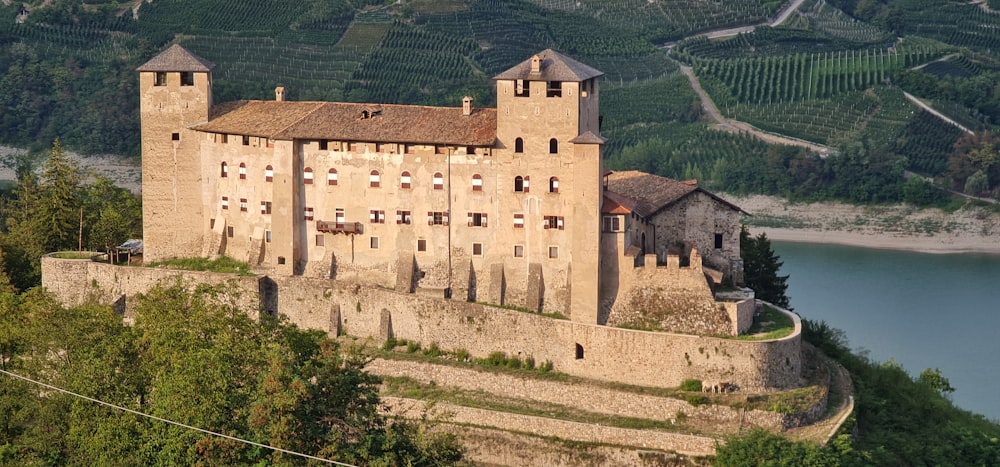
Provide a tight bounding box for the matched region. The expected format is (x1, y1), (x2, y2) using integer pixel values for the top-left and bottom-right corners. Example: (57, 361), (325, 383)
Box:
(1, 0), (999, 201)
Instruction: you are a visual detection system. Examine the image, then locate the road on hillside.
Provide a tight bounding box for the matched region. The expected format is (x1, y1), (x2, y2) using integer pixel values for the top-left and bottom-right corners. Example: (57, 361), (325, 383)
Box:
(665, 0), (836, 153)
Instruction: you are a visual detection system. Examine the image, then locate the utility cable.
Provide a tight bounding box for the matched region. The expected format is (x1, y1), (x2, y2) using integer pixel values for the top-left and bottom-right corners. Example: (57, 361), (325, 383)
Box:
(0, 368), (355, 466)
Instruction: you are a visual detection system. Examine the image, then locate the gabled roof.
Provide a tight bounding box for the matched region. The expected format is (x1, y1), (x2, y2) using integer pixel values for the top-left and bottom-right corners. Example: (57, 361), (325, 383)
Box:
(493, 49), (604, 82)
(137, 44), (215, 72)
(602, 189), (654, 217)
(605, 170), (747, 216)
(192, 101), (498, 146)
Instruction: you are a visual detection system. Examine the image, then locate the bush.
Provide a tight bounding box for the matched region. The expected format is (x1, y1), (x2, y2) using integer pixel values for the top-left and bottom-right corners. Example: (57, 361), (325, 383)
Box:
(679, 379), (703, 392)
(684, 394), (709, 406)
(423, 342), (442, 357)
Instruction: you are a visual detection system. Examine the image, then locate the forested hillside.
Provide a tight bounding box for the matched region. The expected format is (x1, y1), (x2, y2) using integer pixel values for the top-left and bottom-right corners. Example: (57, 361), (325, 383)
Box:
(1, 0), (999, 202)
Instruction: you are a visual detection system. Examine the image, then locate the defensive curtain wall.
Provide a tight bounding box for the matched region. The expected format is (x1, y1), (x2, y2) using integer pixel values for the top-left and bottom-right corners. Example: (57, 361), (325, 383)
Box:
(42, 255), (801, 391)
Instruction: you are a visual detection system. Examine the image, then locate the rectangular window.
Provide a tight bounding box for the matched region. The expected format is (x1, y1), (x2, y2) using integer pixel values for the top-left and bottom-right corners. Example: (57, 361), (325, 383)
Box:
(154, 72), (167, 86)
(404, 144), (415, 154)
(239, 198), (248, 212)
(319, 140), (328, 150)
(180, 72), (194, 86)
(369, 209), (386, 224)
(266, 139), (274, 148)
(513, 213), (524, 228)
(304, 170), (314, 184)
(473, 243), (483, 256)
(171, 133), (180, 141)
(467, 212), (487, 227)
(417, 239), (427, 252)
(514, 245), (524, 258)
(242, 135), (250, 146)
(349, 142), (360, 152)
(549, 246), (558, 259)
(304, 207), (314, 221)
(715, 233), (724, 249)
(227, 226), (234, 238)
(221, 196), (229, 210)
(547, 80), (562, 98)
(433, 173), (444, 190)
(210, 218), (215, 229)
(316, 234), (324, 246)
(335, 208), (345, 225)
(401, 172), (411, 189)
(370, 237), (380, 249)
(603, 216), (621, 232)
(239, 165), (246, 179)
(396, 210), (412, 225)
(265, 230), (272, 243)
(428, 211), (449, 226)
(543, 215), (564, 230)
(222, 134), (229, 144)
(515, 79), (528, 97)
(261, 201), (271, 215)
(265, 167), (274, 182)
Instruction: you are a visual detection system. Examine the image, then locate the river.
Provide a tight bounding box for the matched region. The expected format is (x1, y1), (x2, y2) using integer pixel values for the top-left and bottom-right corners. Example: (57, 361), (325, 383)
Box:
(772, 241), (1000, 421)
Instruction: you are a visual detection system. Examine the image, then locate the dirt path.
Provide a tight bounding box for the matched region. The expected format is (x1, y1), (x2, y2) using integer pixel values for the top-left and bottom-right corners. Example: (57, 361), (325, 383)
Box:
(902, 91), (974, 134)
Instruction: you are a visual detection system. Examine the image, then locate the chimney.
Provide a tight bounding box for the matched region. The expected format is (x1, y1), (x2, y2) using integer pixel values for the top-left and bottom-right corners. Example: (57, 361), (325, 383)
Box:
(462, 96), (473, 116)
(530, 54), (541, 74)
(275, 86), (285, 102)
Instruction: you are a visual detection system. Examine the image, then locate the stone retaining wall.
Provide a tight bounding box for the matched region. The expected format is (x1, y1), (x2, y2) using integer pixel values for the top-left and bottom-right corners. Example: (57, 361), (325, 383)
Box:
(41, 256), (802, 391)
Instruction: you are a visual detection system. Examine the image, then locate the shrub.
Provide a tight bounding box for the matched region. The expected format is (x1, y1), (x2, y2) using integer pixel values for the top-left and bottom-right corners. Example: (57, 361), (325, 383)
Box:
(680, 379), (703, 392)
(423, 342), (443, 357)
(406, 341), (421, 353)
(684, 394), (709, 406)
(539, 360), (554, 373)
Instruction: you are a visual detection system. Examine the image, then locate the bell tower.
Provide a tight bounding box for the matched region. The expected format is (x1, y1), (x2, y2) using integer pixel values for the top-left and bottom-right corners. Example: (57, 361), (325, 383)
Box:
(137, 45), (215, 261)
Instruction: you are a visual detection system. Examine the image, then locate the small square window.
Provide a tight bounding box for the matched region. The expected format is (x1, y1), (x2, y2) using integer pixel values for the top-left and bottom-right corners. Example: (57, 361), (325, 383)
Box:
(370, 237), (380, 249)
(549, 246), (558, 259)
(513, 245), (524, 258)
(473, 243), (483, 256)
(180, 72), (194, 86)
(277, 256), (286, 265)
(239, 198), (247, 212)
(417, 239), (427, 252)
(316, 234), (325, 246)
(154, 72), (167, 86)
(261, 201), (271, 214)
(171, 133), (180, 141)
(513, 213), (524, 228)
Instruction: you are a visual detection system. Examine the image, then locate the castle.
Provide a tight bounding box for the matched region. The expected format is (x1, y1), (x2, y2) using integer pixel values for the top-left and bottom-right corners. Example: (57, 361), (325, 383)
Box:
(137, 45), (746, 326)
(41, 44), (803, 395)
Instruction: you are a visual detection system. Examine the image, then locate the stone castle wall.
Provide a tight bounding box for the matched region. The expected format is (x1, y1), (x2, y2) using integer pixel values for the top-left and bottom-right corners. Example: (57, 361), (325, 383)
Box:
(42, 256), (801, 391)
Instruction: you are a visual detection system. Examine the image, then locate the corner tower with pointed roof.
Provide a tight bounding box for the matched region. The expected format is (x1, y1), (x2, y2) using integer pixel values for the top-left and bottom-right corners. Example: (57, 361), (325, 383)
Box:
(137, 44), (215, 262)
(493, 50), (605, 322)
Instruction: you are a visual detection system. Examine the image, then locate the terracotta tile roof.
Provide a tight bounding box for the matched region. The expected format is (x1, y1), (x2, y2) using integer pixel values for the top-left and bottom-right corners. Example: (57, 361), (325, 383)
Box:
(193, 101), (325, 138)
(605, 170), (746, 216)
(192, 101), (497, 146)
(602, 189), (653, 217)
(493, 49), (604, 82)
(137, 44), (215, 72)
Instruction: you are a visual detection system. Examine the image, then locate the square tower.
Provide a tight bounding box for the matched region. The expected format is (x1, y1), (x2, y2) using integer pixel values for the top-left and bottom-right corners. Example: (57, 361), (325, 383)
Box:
(137, 45), (215, 261)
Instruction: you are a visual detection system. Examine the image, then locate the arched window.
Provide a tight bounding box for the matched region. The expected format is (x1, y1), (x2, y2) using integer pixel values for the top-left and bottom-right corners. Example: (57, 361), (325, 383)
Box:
(549, 176), (559, 193)
(472, 174), (483, 192)
(400, 171), (411, 189)
(220, 162), (228, 178)
(238, 163), (247, 180)
(549, 138), (558, 154)
(303, 167), (314, 184)
(265, 165), (273, 182)
(327, 168), (338, 186)
(433, 172), (444, 190)
(514, 176), (524, 192)
(370, 170), (381, 188)
(514, 137), (524, 153)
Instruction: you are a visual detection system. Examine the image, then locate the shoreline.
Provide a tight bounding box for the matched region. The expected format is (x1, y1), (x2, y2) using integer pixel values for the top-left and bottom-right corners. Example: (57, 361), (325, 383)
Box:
(748, 226), (1000, 255)
(728, 194), (1000, 256)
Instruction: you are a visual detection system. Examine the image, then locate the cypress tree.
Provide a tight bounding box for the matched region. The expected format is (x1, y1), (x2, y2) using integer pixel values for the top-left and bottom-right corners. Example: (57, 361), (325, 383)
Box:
(740, 225), (791, 309)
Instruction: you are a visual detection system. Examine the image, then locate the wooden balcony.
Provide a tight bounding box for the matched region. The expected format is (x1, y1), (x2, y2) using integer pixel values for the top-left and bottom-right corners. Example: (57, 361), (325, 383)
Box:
(316, 221), (363, 235)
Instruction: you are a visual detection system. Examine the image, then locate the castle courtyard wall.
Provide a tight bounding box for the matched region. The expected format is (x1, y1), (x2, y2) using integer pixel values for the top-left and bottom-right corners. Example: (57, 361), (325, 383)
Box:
(42, 256), (801, 391)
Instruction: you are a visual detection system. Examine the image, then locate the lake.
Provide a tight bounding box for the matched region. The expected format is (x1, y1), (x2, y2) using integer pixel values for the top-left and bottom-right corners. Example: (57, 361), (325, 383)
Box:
(771, 241), (1000, 421)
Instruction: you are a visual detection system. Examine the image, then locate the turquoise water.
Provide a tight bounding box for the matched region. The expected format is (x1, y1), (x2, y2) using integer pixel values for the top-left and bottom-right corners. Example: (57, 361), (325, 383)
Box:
(772, 241), (1000, 421)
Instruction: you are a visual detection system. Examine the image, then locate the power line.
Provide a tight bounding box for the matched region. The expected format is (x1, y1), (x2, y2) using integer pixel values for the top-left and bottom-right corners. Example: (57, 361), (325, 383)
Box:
(0, 368), (355, 467)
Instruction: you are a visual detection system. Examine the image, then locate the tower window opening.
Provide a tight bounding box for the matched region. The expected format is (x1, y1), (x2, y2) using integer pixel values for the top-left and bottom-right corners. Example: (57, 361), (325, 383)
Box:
(180, 72), (194, 86)
(575, 343), (584, 359)
(549, 138), (558, 154)
(514, 138), (524, 153)
(547, 81), (562, 98)
(154, 72), (167, 86)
